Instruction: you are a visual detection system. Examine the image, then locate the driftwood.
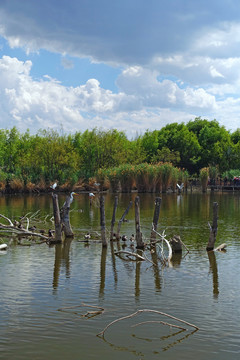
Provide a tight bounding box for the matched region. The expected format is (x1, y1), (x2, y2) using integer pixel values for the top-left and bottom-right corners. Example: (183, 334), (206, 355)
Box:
(114, 250), (145, 261)
(0, 214), (49, 241)
(152, 229), (173, 262)
(58, 303), (104, 318)
(97, 309), (199, 337)
(214, 243), (227, 252)
(131, 320), (186, 331)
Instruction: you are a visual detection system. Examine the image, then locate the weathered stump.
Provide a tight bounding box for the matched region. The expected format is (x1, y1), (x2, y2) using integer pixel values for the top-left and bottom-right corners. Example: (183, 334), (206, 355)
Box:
(150, 197), (162, 243)
(60, 195), (74, 237)
(100, 195), (107, 247)
(206, 202), (218, 251)
(52, 194), (62, 243)
(110, 196), (118, 240)
(135, 196), (144, 249)
(116, 200), (133, 240)
(169, 235), (182, 253)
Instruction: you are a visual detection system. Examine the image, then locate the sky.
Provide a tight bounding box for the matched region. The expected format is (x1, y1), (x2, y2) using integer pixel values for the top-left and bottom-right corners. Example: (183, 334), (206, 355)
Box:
(1, 0), (240, 138)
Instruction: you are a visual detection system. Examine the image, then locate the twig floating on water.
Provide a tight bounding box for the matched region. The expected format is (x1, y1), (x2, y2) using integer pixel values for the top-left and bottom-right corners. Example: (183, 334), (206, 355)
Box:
(97, 309), (199, 337)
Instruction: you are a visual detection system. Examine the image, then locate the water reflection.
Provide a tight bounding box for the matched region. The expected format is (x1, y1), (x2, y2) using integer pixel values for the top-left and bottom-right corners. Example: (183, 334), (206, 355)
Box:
(150, 246), (161, 292)
(52, 238), (73, 292)
(99, 246), (107, 298)
(110, 241), (118, 286)
(207, 251), (219, 298)
(135, 255), (142, 299)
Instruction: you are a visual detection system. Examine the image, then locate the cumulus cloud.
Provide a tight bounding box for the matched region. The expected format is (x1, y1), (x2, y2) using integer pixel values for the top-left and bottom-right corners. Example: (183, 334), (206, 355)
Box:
(0, 55), (211, 136)
(1, 0), (240, 135)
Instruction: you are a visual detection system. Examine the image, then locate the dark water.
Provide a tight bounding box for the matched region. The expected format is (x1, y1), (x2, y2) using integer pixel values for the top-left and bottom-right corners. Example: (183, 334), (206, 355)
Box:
(0, 192), (240, 359)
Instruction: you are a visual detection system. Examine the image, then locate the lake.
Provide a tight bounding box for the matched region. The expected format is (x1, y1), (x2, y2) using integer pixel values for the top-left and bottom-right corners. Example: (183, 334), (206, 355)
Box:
(0, 191), (240, 360)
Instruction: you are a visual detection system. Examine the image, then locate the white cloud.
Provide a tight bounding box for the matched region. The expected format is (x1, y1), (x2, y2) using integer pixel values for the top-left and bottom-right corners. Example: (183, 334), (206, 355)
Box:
(0, 55), (212, 136)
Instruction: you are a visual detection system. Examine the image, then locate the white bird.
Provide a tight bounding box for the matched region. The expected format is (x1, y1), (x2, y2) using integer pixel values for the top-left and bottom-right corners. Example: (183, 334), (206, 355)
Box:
(89, 192), (95, 197)
(50, 182), (58, 190)
(177, 183), (184, 190)
(84, 232), (91, 240)
(69, 191), (77, 204)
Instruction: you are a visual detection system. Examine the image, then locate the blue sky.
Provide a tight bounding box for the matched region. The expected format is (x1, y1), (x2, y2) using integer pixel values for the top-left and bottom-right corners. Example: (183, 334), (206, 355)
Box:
(1, 0), (240, 137)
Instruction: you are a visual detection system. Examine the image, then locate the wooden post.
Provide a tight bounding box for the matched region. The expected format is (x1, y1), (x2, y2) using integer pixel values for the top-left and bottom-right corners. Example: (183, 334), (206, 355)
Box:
(135, 196), (144, 249)
(116, 200), (133, 240)
(206, 202), (218, 251)
(100, 195), (107, 247)
(60, 195), (74, 237)
(150, 197), (162, 243)
(52, 193), (62, 243)
(110, 196), (118, 240)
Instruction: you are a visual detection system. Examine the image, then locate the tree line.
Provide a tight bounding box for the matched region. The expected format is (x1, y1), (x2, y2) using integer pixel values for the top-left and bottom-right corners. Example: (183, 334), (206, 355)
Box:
(0, 117), (239, 192)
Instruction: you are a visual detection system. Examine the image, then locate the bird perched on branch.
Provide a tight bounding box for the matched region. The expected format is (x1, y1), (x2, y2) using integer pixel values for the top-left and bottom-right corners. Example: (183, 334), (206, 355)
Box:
(89, 192), (95, 197)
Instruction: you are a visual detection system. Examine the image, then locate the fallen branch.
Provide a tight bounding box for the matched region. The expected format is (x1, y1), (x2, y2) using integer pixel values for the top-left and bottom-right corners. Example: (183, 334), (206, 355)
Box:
(214, 243), (227, 252)
(0, 223), (49, 240)
(0, 214), (13, 226)
(131, 320), (186, 331)
(58, 302), (104, 318)
(152, 229), (172, 262)
(97, 309), (199, 337)
(114, 250), (145, 261)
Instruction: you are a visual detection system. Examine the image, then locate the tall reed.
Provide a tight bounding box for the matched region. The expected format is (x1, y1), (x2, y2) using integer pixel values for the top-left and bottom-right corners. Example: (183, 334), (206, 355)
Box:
(199, 167), (209, 192)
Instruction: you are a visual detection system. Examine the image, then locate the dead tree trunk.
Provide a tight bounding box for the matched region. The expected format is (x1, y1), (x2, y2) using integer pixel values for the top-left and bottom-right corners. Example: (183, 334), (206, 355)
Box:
(110, 196), (118, 240)
(116, 200), (133, 240)
(150, 197), (161, 243)
(60, 195), (74, 237)
(135, 196), (144, 249)
(169, 235), (182, 253)
(100, 195), (107, 247)
(206, 202), (218, 251)
(52, 194), (62, 243)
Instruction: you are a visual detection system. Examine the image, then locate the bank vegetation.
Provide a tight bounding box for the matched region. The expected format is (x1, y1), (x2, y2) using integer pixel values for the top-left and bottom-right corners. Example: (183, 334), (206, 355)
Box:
(0, 117), (240, 193)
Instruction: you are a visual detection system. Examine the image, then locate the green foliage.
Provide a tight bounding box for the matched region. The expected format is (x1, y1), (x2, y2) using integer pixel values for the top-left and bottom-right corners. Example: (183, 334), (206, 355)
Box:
(0, 117), (238, 193)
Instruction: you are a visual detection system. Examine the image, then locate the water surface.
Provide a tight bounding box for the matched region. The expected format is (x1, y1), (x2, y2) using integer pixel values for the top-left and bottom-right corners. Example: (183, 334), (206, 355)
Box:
(0, 192), (240, 359)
